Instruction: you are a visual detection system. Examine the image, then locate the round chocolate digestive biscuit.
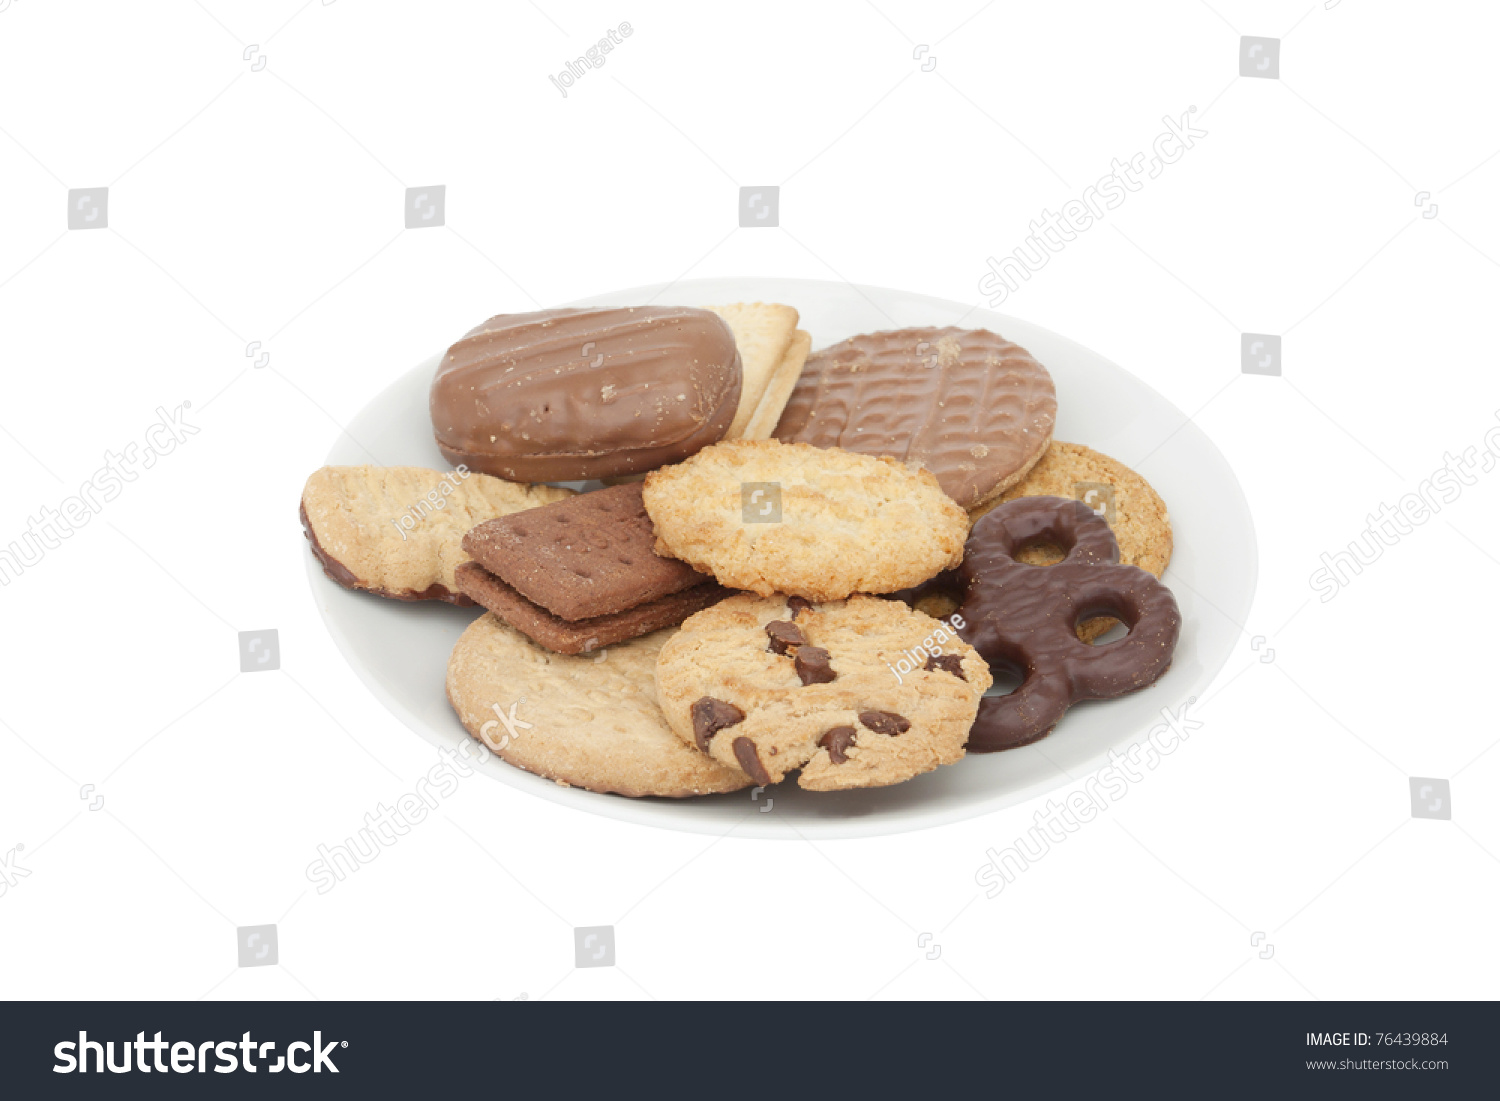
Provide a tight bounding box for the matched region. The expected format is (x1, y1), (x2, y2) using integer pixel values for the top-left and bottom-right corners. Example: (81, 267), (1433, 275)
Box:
(772, 327), (1056, 509)
(431, 306), (742, 483)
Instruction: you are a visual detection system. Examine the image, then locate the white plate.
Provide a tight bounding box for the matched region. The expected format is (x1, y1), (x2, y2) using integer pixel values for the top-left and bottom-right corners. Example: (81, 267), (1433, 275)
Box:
(307, 277), (1256, 839)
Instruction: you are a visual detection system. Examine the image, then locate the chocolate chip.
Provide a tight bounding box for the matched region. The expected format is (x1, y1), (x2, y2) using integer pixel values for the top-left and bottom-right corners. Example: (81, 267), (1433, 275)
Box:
(818, 725), (857, 764)
(795, 646), (836, 685)
(765, 620), (806, 655)
(787, 596), (813, 619)
(925, 654), (966, 680)
(732, 736), (771, 786)
(690, 697), (745, 752)
(858, 710), (911, 737)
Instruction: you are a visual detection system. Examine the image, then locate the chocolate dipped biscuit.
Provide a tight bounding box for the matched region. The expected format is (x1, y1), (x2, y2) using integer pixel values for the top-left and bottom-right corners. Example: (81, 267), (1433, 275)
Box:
(772, 327), (1056, 509)
(908, 496), (1180, 752)
(431, 306), (742, 482)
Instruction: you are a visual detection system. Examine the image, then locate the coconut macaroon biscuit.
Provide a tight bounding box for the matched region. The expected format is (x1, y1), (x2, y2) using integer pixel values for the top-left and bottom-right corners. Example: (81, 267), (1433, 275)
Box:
(655, 594), (991, 791)
(300, 465), (573, 604)
(446, 615), (749, 798)
(643, 439), (969, 602)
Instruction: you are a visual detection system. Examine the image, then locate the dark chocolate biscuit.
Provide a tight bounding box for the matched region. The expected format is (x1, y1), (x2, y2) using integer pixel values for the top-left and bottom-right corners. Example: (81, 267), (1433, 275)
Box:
(905, 496), (1181, 752)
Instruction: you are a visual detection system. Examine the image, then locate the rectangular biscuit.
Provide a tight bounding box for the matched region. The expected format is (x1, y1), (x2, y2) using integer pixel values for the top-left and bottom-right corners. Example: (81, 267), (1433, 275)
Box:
(742, 329), (810, 439)
(454, 561), (729, 655)
(461, 482), (707, 622)
(708, 302), (799, 439)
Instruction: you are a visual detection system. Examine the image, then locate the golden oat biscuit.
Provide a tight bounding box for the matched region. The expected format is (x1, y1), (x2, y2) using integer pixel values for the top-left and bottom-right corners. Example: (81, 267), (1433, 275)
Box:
(642, 439), (968, 602)
(446, 614), (749, 798)
(655, 594), (990, 791)
(300, 465), (573, 604)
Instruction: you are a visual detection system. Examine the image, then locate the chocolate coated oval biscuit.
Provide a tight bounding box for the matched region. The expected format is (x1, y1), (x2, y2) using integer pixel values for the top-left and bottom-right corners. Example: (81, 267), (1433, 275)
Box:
(431, 306), (742, 482)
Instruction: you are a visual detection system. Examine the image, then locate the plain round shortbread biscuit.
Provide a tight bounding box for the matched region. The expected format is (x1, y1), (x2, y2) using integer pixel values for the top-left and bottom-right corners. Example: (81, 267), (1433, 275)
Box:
(643, 439), (968, 601)
(655, 594), (991, 791)
(446, 614), (749, 798)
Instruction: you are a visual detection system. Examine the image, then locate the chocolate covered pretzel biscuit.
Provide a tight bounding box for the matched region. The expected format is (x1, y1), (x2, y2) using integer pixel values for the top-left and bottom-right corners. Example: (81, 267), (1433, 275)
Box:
(911, 496), (1180, 752)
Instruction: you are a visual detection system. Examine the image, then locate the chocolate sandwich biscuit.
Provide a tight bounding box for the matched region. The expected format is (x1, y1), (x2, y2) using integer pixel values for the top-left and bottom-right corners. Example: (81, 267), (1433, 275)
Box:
(462, 483), (709, 622)
(772, 326), (1056, 509)
(430, 306), (742, 483)
(454, 561), (729, 655)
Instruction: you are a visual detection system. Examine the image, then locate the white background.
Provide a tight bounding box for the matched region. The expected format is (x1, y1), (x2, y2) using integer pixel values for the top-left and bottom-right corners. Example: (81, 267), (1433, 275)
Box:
(1, 0), (1497, 1001)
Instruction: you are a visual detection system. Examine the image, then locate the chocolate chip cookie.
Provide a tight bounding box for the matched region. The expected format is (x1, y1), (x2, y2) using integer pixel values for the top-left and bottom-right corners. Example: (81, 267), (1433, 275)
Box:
(654, 594), (991, 791)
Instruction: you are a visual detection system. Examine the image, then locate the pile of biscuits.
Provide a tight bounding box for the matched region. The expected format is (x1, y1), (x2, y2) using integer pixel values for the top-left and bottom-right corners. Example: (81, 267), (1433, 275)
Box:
(301, 302), (1182, 799)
